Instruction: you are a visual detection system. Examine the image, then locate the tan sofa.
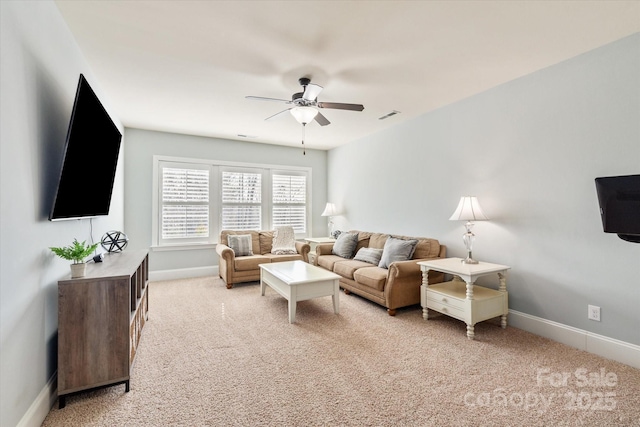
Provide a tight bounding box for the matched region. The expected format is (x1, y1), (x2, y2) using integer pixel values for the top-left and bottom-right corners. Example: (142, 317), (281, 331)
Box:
(314, 231), (446, 315)
(216, 230), (310, 289)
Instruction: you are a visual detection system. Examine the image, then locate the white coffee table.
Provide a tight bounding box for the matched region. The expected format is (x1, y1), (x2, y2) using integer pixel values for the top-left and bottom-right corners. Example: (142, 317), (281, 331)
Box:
(260, 261), (341, 323)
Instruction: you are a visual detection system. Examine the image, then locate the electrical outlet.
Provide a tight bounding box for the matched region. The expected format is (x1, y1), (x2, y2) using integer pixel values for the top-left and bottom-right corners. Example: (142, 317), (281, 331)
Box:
(588, 305), (601, 321)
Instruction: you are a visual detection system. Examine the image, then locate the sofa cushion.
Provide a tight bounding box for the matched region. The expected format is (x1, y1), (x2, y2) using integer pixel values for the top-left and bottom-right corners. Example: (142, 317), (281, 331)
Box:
(378, 237), (418, 269)
(368, 233), (389, 249)
(264, 253), (304, 263)
(317, 254), (346, 271)
(332, 232), (359, 258)
(227, 234), (254, 256)
(333, 260), (373, 280)
(349, 231), (371, 253)
(259, 231), (274, 254)
(271, 226), (297, 255)
(234, 255), (271, 271)
(353, 247), (383, 265)
(353, 266), (388, 291)
(412, 238), (441, 259)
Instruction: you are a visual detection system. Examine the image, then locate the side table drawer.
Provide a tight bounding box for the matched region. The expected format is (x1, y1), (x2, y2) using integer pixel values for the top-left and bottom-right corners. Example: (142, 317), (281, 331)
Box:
(427, 291), (466, 310)
(426, 299), (465, 320)
(427, 281), (467, 309)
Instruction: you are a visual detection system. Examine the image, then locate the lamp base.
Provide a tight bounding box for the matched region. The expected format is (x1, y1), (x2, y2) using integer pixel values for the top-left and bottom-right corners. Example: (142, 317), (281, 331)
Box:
(462, 226), (479, 264)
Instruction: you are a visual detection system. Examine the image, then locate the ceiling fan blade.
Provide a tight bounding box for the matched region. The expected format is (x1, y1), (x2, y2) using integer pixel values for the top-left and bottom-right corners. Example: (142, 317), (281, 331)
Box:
(317, 102), (364, 111)
(314, 112), (330, 126)
(265, 108), (292, 121)
(246, 96), (291, 104)
(302, 83), (323, 101)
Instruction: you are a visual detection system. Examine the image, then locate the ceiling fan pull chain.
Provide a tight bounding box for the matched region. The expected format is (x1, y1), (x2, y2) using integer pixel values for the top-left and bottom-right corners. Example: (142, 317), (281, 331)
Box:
(302, 124), (306, 155)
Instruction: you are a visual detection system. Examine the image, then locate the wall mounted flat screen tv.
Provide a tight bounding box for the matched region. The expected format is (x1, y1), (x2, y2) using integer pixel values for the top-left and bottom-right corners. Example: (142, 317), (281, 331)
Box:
(49, 74), (122, 221)
(595, 174), (640, 243)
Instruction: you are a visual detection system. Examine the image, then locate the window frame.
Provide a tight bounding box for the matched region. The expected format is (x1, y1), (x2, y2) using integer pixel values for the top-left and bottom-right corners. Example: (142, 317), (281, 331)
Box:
(152, 155), (312, 250)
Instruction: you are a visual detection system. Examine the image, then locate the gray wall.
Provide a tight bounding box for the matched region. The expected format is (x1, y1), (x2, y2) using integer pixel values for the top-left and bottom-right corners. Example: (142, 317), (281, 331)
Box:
(0, 2), (125, 426)
(328, 34), (640, 345)
(123, 128), (328, 273)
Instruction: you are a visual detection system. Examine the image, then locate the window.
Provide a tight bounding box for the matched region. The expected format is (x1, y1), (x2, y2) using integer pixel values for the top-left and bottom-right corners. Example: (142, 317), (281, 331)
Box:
(152, 156), (311, 249)
(221, 170), (262, 230)
(157, 162), (212, 246)
(272, 172), (306, 233)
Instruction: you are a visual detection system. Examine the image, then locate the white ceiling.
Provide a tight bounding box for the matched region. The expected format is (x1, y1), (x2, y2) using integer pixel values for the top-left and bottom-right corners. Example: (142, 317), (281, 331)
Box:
(54, 1), (640, 151)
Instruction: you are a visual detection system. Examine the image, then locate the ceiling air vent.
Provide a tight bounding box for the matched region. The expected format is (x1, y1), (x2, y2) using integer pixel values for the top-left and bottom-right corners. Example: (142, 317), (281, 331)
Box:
(378, 110), (400, 120)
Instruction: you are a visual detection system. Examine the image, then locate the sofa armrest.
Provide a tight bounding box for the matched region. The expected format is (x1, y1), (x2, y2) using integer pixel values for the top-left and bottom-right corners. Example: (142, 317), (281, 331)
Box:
(387, 259), (420, 279)
(216, 243), (236, 287)
(316, 243), (334, 256)
(384, 257), (445, 310)
(216, 243), (235, 261)
(438, 245), (447, 258)
(295, 241), (311, 262)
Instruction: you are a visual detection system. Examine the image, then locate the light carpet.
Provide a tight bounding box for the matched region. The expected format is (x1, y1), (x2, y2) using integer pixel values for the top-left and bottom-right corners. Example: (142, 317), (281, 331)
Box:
(42, 276), (640, 426)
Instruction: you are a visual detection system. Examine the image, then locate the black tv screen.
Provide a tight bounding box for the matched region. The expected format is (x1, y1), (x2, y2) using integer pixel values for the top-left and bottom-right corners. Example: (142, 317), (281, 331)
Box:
(595, 174), (640, 243)
(49, 74), (122, 221)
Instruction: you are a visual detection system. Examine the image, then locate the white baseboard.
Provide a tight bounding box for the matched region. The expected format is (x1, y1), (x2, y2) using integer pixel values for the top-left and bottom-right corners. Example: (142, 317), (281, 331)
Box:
(149, 266), (218, 282)
(17, 373), (56, 427)
(508, 309), (640, 369)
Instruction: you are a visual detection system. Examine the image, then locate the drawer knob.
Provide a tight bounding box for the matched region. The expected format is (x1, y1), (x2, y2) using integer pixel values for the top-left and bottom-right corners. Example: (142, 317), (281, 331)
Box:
(441, 297), (447, 303)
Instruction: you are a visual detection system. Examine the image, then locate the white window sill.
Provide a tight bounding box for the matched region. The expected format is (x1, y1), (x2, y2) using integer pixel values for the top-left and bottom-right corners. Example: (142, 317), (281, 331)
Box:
(151, 243), (217, 252)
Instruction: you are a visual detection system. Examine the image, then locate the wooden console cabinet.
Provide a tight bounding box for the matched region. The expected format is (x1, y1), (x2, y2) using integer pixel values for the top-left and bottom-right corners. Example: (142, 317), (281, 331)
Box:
(57, 250), (149, 408)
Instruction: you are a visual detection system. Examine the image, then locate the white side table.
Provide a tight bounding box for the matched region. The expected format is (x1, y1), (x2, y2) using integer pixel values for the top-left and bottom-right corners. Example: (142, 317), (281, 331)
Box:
(418, 258), (510, 340)
(304, 237), (335, 264)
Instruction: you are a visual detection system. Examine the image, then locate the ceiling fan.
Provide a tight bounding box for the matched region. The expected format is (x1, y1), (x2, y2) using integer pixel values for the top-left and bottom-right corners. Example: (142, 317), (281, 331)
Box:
(246, 77), (365, 126)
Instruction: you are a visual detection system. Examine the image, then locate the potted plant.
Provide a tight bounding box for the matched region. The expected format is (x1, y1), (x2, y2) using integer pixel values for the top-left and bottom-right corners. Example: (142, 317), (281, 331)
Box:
(50, 239), (100, 278)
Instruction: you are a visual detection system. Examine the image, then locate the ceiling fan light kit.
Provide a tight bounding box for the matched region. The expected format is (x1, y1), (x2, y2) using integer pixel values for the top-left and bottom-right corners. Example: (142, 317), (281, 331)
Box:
(290, 106), (318, 125)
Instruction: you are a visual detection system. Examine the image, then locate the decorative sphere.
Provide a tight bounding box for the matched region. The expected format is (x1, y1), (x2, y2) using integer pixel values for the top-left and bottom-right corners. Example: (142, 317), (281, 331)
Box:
(101, 230), (129, 253)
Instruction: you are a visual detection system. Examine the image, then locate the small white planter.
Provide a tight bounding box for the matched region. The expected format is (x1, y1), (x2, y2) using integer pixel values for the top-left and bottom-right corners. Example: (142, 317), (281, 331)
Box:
(70, 263), (86, 278)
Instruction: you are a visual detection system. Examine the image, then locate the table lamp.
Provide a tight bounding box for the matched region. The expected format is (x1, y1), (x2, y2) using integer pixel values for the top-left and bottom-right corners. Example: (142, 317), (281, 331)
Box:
(321, 202), (337, 237)
(449, 196), (488, 264)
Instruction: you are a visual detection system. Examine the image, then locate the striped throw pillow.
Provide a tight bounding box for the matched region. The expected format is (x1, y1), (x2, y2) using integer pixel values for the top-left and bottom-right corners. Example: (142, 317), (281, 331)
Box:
(354, 247), (383, 265)
(228, 234), (253, 256)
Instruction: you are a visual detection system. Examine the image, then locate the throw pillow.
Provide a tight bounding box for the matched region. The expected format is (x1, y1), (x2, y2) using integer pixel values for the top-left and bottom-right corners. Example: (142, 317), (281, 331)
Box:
(271, 226), (297, 255)
(227, 234), (253, 256)
(354, 247), (383, 265)
(378, 237), (418, 269)
(332, 232), (359, 258)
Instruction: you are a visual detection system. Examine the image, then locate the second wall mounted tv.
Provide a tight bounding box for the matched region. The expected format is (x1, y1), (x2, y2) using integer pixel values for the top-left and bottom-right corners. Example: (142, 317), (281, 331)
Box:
(49, 74), (122, 221)
(595, 174), (640, 243)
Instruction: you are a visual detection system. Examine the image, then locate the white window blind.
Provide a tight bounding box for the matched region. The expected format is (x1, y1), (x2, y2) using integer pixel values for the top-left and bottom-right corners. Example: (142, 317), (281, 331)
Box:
(272, 173), (306, 233)
(221, 171), (262, 230)
(161, 167), (209, 240)
(153, 156), (311, 248)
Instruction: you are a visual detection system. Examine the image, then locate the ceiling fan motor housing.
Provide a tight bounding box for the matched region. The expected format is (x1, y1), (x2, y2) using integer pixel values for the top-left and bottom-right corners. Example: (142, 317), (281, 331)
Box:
(292, 92), (305, 104)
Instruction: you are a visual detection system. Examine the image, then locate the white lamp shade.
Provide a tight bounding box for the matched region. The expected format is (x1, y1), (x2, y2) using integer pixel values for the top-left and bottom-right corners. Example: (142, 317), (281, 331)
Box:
(321, 202), (337, 217)
(449, 196), (488, 221)
(290, 106), (318, 124)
